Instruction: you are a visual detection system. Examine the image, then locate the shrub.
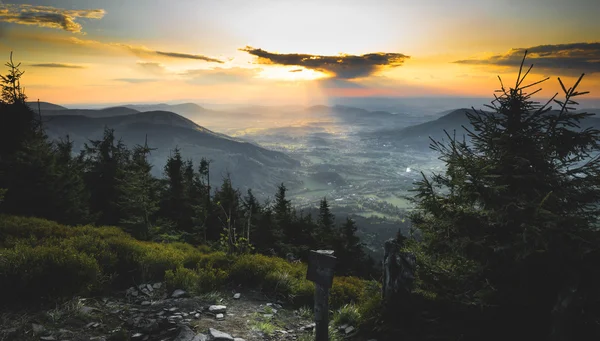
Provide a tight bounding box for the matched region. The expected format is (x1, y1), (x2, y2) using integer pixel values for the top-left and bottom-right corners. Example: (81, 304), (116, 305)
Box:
(196, 267), (229, 292)
(0, 242), (101, 302)
(164, 266), (200, 293)
(333, 303), (361, 327)
(330, 276), (367, 307)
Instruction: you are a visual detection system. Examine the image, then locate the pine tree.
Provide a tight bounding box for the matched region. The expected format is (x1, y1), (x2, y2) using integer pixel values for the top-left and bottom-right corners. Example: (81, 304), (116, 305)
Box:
(409, 51), (600, 339)
(82, 128), (129, 225)
(317, 197), (335, 248)
(116, 137), (159, 239)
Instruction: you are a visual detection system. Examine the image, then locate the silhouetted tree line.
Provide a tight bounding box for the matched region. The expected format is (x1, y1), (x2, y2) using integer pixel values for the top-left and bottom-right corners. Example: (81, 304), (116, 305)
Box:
(0, 54), (377, 279)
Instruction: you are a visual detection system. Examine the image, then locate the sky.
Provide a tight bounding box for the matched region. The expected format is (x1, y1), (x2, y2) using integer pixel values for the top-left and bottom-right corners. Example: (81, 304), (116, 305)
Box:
(0, 0), (599, 106)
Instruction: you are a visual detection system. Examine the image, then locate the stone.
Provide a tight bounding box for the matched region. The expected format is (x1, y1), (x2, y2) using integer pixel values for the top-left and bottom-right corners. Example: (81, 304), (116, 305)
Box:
(171, 289), (187, 298)
(131, 333), (144, 339)
(131, 291), (139, 297)
(193, 334), (209, 341)
(263, 314), (274, 319)
(216, 313), (224, 320)
(153, 282), (162, 289)
(79, 306), (96, 315)
(141, 301), (151, 306)
(338, 324), (349, 331)
(234, 338), (246, 341)
(344, 326), (355, 334)
(208, 328), (234, 341)
(233, 293), (241, 299)
(168, 307), (178, 312)
(194, 313), (201, 319)
(32, 324), (46, 335)
(173, 326), (196, 341)
(40, 337), (56, 341)
(208, 305), (227, 313)
(147, 284), (154, 292)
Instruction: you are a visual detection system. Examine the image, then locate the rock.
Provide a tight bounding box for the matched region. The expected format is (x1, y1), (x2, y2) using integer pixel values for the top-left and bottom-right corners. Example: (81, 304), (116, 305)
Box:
(338, 324), (349, 331)
(79, 306), (96, 315)
(147, 284), (154, 292)
(153, 282), (162, 289)
(208, 328), (234, 341)
(141, 301), (151, 306)
(32, 324), (46, 335)
(194, 313), (201, 319)
(131, 333), (144, 339)
(233, 293), (241, 299)
(40, 337), (56, 341)
(168, 307), (178, 312)
(263, 314), (274, 319)
(171, 289), (187, 298)
(193, 334), (208, 341)
(174, 326), (196, 341)
(216, 313), (224, 320)
(233, 338), (246, 341)
(208, 305), (227, 313)
(344, 326), (355, 334)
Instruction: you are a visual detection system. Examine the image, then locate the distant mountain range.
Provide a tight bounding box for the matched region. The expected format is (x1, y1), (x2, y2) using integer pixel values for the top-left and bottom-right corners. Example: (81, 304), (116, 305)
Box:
(36, 104), (300, 195)
(368, 107), (600, 150)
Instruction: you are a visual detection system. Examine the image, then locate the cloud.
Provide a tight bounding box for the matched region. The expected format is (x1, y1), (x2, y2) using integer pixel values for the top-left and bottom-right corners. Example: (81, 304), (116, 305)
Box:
(181, 67), (261, 85)
(116, 44), (224, 63)
(289, 69), (303, 73)
(29, 63), (85, 69)
(0, 4), (104, 33)
(114, 78), (159, 84)
(454, 42), (600, 75)
(239, 46), (410, 79)
(136, 61), (166, 75)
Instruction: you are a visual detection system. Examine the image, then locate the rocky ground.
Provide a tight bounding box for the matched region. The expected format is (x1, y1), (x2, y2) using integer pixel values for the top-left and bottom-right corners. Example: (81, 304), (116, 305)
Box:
(0, 283), (362, 341)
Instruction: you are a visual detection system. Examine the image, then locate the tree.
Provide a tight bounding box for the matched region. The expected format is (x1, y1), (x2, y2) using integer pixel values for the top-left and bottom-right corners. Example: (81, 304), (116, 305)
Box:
(116, 137), (159, 239)
(408, 51), (600, 339)
(82, 127), (129, 225)
(316, 197), (335, 248)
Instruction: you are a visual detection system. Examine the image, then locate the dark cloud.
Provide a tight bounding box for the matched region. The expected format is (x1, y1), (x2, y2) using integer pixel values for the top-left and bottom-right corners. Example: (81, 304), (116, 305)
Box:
(115, 44), (223, 63)
(114, 78), (159, 84)
(454, 42), (600, 75)
(239, 46), (409, 79)
(30, 63), (85, 69)
(0, 4), (104, 33)
(289, 69), (303, 73)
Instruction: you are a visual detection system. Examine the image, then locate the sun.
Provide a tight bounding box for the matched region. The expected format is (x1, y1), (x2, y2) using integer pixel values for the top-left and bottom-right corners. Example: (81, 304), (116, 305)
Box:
(257, 66), (329, 81)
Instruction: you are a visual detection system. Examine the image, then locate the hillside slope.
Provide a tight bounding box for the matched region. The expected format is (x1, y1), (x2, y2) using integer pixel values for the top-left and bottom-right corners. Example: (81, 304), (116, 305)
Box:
(43, 111), (300, 195)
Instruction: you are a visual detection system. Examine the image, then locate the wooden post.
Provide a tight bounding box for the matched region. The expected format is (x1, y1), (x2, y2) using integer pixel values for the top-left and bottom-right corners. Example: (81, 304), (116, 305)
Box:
(306, 250), (336, 341)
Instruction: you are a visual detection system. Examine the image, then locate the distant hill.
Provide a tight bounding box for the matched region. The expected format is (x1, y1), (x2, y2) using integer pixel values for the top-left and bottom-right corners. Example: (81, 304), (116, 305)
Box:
(26, 101), (67, 111)
(369, 107), (600, 151)
(39, 106), (140, 118)
(124, 103), (204, 113)
(42, 110), (300, 195)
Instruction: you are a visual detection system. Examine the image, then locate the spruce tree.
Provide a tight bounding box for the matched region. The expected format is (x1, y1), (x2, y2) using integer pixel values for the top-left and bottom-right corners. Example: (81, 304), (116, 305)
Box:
(409, 51), (600, 339)
(116, 138), (159, 239)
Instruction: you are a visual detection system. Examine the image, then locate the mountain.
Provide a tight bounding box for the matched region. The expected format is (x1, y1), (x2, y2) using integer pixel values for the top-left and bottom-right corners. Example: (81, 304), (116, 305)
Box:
(40, 106), (140, 118)
(42, 110), (301, 195)
(369, 107), (600, 151)
(26, 101), (67, 111)
(124, 103), (204, 113)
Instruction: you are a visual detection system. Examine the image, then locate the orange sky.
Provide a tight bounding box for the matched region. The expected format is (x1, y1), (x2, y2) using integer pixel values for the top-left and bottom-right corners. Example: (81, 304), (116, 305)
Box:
(1, 0), (599, 106)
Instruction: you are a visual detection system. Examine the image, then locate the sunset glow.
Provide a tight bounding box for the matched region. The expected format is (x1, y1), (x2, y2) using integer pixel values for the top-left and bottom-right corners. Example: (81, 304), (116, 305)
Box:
(0, 0), (598, 105)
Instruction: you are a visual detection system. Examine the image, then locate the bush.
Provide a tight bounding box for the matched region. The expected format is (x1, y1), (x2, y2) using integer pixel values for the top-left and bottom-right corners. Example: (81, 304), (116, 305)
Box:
(0, 215), (376, 310)
(330, 276), (367, 307)
(164, 266), (200, 293)
(333, 303), (361, 327)
(0, 242), (101, 302)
